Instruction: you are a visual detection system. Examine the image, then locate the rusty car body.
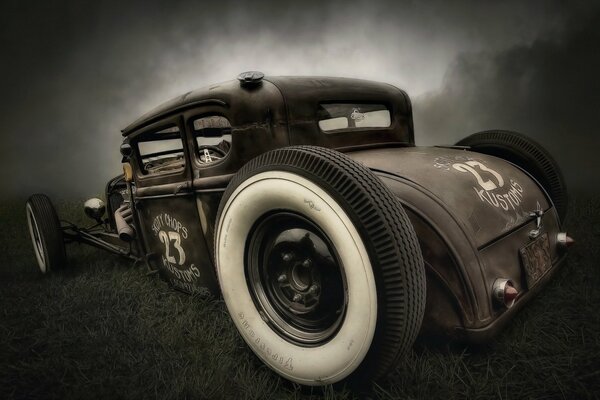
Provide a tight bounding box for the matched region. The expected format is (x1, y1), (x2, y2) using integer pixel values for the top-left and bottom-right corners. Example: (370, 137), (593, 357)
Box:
(26, 73), (572, 386)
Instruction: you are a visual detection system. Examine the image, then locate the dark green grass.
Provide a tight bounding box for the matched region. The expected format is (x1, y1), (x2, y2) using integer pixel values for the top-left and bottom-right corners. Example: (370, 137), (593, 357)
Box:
(1, 196), (598, 399)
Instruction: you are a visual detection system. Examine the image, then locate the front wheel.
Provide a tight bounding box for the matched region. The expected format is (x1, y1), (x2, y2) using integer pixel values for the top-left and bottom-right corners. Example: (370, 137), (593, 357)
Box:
(26, 194), (66, 273)
(214, 146), (425, 386)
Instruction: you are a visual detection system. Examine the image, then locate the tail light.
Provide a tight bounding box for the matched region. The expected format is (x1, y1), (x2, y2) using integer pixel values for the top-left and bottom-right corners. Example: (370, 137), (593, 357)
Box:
(557, 232), (575, 248)
(493, 279), (519, 308)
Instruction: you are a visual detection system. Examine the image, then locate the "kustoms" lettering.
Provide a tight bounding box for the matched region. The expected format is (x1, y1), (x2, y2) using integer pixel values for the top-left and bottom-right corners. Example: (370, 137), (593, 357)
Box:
(473, 179), (524, 210)
(452, 161), (525, 211)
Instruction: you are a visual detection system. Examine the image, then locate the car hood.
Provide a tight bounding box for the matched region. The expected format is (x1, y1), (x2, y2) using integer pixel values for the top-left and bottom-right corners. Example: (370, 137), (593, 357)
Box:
(347, 146), (551, 248)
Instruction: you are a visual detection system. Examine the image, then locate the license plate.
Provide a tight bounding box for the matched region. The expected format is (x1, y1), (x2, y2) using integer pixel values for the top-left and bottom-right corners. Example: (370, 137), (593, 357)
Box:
(520, 233), (552, 289)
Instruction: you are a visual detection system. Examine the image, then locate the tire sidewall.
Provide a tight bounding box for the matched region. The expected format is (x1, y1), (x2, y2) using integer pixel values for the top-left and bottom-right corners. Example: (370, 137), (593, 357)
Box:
(215, 170), (378, 385)
(26, 202), (49, 273)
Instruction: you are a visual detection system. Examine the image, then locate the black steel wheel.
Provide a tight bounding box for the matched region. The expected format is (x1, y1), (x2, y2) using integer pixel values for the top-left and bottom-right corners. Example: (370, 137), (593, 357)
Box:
(214, 145), (425, 386)
(456, 130), (568, 222)
(25, 194), (66, 273)
(246, 211), (346, 346)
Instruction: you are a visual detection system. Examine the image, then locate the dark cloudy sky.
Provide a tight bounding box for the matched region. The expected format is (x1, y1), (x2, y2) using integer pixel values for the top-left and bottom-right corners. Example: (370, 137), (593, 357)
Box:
(1, 0), (598, 200)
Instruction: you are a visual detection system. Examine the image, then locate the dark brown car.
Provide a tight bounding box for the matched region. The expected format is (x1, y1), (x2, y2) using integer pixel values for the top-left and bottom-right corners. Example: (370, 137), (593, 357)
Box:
(25, 72), (572, 387)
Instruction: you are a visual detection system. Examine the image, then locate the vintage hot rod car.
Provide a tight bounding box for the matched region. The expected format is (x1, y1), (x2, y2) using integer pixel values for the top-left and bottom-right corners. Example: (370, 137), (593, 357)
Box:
(26, 72), (572, 386)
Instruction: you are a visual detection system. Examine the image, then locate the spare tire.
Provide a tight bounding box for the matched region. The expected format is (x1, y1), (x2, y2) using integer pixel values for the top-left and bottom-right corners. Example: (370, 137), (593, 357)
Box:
(214, 146), (425, 386)
(456, 130), (568, 222)
(26, 194), (66, 273)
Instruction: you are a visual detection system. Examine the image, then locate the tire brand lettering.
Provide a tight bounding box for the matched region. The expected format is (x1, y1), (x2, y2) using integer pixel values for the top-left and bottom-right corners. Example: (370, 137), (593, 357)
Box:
(238, 312), (293, 371)
(304, 199), (321, 211)
(223, 218), (232, 248)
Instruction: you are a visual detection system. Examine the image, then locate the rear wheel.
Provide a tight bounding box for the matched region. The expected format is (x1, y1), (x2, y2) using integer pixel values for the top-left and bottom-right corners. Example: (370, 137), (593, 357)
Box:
(456, 130), (568, 222)
(214, 146), (425, 386)
(26, 194), (66, 273)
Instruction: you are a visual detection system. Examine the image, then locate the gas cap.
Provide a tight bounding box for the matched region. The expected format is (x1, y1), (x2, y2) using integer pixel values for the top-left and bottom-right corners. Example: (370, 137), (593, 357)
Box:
(237, 71), (264, 87)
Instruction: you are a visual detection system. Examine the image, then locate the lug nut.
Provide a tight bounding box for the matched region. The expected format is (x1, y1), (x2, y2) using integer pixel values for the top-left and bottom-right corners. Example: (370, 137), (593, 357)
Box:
(277, 274), (287, 283)
(282, 252), (293, 262)
(292, 293), (303, 302)
(302, 258), (312, 268)
(308, 284), (319, 294)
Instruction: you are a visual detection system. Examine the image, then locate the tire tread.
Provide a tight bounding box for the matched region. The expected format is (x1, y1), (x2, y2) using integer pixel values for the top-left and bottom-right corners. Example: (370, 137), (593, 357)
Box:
(27, 194), (66, 272)
(215, 146), (426, 384)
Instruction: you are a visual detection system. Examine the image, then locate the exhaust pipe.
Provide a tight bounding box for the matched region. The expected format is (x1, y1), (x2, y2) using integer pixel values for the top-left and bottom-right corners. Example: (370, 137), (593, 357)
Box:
(115, 204), (135, 242)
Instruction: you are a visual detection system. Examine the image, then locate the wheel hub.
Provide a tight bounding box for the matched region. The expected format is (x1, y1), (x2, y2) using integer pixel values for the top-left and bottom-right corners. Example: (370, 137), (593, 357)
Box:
(276, 244), (322, 314)
(246, 212), (346, 345)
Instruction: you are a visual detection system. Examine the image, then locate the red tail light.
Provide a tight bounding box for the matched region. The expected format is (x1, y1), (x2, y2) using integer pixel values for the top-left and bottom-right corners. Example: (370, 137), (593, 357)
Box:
(504, 284), (518, 303)
(493, 279), (519, 308)
(557, 232), (575, 248)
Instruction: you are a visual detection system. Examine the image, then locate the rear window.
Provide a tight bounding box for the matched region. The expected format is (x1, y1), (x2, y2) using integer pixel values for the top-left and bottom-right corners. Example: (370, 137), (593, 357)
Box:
(318, 104), (391, 132)
(136, 125), (185, 175)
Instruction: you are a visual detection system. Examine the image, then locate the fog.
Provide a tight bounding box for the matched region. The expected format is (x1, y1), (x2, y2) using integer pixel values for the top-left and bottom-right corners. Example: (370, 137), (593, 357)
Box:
(1, 0), (598, 200)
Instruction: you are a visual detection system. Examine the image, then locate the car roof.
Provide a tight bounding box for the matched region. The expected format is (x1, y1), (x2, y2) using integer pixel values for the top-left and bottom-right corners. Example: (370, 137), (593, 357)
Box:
(121, 75), (411, 136)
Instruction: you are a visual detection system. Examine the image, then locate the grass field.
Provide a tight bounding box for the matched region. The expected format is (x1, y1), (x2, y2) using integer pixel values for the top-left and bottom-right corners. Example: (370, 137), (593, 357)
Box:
(1, 195), (599, 399)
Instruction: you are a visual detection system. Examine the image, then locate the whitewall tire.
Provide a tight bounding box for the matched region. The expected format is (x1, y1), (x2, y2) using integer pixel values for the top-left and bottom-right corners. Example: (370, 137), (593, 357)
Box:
(214, 146), (425, 386)
(26, 194), (66, 273)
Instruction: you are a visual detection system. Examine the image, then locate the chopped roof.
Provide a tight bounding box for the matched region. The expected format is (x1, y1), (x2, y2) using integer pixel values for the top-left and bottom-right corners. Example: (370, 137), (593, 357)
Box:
(121, 75), (409, 136)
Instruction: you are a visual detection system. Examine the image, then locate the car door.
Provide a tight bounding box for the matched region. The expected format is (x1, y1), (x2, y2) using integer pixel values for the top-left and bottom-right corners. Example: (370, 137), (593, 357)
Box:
(183, 110), (237, 258)
(130, 115), (218, 295)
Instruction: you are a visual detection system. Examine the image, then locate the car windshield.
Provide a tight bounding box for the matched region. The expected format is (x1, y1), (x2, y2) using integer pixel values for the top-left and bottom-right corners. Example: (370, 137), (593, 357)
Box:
(318, 103), (391, 133)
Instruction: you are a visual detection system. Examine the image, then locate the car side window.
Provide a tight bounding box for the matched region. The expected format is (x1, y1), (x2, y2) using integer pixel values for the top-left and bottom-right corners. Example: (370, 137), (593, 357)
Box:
(192, 115), (232, 165)
(136, 125), (185, 175)
(318, 103), (391, 132)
